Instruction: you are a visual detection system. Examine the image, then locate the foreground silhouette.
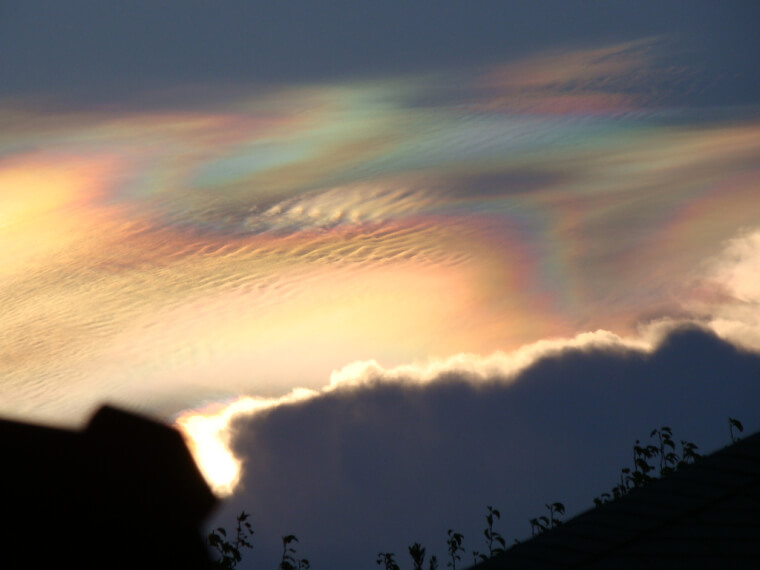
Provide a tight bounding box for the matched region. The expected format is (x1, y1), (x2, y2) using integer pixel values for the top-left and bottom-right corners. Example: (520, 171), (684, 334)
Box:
(474, 427), (760, 569)
(0, 406), (217, 569)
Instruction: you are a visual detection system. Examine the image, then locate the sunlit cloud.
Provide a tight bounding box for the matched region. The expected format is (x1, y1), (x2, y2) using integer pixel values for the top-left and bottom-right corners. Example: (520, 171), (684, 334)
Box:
(684, 228), (760, 351)
(174, 387), (318, 496)
(174, 327), (645, 496)
(175, 223), (760, 495)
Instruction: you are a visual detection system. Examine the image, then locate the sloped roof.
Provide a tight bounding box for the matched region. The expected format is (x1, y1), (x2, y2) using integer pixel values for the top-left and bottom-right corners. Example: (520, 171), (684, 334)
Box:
(0, 405), (217, 570)
(475, 431), (760, 569)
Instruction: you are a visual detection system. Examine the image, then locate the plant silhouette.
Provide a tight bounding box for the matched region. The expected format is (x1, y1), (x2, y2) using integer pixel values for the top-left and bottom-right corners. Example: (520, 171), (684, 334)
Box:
(279, 534), (309, 570)
(593, 425), (702, 506)
(472, 505), (506, 562)
(377, 551), (400, 570)
(207, 511), (254, 569)
(445, 529), (465, 570)
(408, 542), (426, 570)
(729, 417), (744, 442)
(529, 502), (565, 536)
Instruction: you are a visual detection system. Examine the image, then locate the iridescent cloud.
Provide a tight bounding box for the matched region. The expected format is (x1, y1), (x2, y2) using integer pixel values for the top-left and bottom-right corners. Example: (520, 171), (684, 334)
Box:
(1, 40), (758, 478)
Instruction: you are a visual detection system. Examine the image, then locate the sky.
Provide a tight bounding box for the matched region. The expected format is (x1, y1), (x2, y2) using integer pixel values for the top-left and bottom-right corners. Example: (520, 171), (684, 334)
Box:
(2, 2), (760, 568)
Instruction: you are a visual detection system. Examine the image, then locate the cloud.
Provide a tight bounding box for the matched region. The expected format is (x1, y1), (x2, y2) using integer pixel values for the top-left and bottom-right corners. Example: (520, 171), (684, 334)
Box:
(326, 329), (647, 388)
(4, 37), (759, 431)
(178, 328), (651, 496)
(175, 224), (760, 505)
(683, 228), (760, 351)
(479, 38), (662, 113)
(205, 325), (760, 569)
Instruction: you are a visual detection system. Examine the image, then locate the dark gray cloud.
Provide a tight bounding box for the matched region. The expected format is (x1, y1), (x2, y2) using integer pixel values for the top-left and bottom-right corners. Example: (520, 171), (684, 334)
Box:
(212, 326), (760, 569)
(1, 2), (758, 106)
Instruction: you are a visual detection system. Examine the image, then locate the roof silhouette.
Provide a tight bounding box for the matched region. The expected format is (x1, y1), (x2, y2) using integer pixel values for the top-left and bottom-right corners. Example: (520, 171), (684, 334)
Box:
(474, 431), (760, 569)
(0, 405), (217, 570)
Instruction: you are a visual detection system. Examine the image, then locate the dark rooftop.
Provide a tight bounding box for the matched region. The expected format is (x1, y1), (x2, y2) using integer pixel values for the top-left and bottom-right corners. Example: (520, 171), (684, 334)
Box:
(474, 431), (760, 569)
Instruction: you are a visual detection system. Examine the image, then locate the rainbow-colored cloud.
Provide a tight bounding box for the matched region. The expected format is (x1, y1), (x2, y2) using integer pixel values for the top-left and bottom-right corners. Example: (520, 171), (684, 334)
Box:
(2, 41), (758, 462)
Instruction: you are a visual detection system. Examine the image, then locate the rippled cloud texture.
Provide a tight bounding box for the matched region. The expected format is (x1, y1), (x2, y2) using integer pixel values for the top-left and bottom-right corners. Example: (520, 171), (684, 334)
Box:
(4, 39), (759, 420)
(2, 27), (760, 567)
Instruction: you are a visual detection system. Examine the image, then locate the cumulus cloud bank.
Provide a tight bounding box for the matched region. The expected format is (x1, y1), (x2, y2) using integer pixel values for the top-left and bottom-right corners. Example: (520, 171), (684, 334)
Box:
(204, 325), (760, 570)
